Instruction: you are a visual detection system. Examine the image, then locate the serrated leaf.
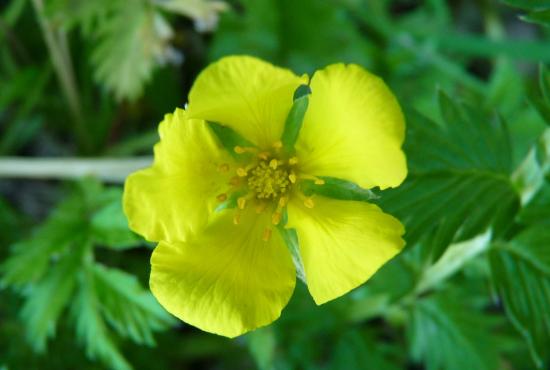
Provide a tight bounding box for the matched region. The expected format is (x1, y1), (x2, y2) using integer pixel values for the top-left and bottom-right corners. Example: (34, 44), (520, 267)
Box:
(20, 244), (84, 352)
(330, 330), (401, 370)
(247, 327), (276, 370)
(490, 226), (550, 368)
(1, 190), (87, 288)
(501, 0), (550, 10)
(521, 9), (550, 26)
(153, 0), (227, 31)
(71, 268), (132, 370)
(376, 91), (520, 260)
(92, 264), (174, 345)
(209, 0), (373, 71)
(92, 2), (176, 101)
(407, 296), (500, 370)
(518, 183), (550, 225)
(91, 188), (140, 249)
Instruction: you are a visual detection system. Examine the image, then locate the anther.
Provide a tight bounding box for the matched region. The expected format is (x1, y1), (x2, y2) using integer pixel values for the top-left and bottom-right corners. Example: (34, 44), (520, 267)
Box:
(218, 163), (230, 172)
(233, 212), (241, 225)
(236, 168), (248, 177)
(216, 193), (228, 202)
(303, 197), (315, 209)
(269, 159), (278, 169)
(272, 212), (282, 225)
(256, 202), (267, 214)
(272, 141), (283, 149)
(237, 197), (247, 210)
(314, 178), (325, 185)
(289, 157), (299, 165)
(234, 146), (257, 154)
(229, 176), (241, 186)
(262, 227), (273, 242)
(278, 196), (288, 208)
(289, 172), (297, 184)
(258, 152), (270, 160)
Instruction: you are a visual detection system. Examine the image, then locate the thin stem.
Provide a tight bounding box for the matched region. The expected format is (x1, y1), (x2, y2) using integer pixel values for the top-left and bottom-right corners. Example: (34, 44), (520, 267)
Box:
(31, 0), (89, 150)
(0, 157), (152, 183)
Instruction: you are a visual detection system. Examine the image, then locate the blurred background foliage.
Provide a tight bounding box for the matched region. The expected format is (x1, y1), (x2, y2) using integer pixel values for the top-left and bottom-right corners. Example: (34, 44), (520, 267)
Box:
(1, 0), (550, 369)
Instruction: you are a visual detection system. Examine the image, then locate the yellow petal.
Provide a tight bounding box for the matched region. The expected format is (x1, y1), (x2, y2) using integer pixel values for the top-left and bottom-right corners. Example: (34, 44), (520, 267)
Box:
(187, 55), (307, 148)
(150, 209), (296, 337)
(295, 63), (407, 190)
(287, 196), (405, 305)
(123, 108), (235, 242)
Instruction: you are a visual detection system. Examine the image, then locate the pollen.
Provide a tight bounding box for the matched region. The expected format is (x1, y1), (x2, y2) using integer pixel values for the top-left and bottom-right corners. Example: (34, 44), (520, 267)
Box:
(247, 160), (291, 199)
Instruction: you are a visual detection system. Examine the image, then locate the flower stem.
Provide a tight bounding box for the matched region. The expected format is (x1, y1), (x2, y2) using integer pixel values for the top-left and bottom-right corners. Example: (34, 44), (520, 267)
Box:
(0, 157), (152, 183)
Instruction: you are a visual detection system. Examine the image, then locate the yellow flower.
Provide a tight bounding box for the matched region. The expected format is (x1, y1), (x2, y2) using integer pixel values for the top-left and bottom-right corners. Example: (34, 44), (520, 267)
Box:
(123, 55), (407, 337)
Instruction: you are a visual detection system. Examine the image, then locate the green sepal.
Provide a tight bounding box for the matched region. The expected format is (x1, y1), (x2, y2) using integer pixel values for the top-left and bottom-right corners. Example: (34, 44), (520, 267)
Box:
(281, 84), (311, 154)
(300, 177), (378, 202)
(208, 121), (256, 159)
(277, 224), (306, 282)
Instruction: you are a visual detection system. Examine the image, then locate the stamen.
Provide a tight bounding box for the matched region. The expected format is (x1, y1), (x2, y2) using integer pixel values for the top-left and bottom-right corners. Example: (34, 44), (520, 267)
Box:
(229, 176), (241, 186)
(269, 159), (278, 169)
(234, 146), (257, 154)
(303, 197), (315, 209)
(236, 168), (248, 177)
(289, 157), (299, 165)
(257, 152), (270, 160)
(256, 202), (267, 214)
(301, 174), (325, 185)
(216, 193), (227, 202)
(218, 163), (230, 172)
(262, 227), (273, 242)
(288, 172), (297, 184)
(272, 212), (282, 225)
(272, 141), (283, 149)
(233, 212), (241, 225)
(278, 196), (288, 208)
(237, 197), (247, 210)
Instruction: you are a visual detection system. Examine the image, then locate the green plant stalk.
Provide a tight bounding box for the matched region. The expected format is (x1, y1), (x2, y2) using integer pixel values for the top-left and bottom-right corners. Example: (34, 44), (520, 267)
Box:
(0, 157), (152, 182)
(31, 0), (89, 150)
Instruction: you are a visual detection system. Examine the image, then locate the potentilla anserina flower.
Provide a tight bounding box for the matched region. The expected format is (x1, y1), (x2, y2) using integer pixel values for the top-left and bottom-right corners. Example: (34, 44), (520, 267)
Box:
(123, 55), (407, 337)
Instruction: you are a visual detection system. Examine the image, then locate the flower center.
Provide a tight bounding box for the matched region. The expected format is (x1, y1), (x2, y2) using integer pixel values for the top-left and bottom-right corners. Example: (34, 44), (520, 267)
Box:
(247, 160), (290, 199)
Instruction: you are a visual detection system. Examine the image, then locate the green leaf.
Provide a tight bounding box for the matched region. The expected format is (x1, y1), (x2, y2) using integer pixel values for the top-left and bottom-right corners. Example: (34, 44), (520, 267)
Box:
(281, 85), (310, 153)
(502, 0), (550, 10)
(540, 64), (550, 103)
(71, 268), (133, 370)
(407, 296), (500, 370)
(300, 177), (378, 202)
(518, 183), (550, 225)
(490, 226), (550, 368)
(92, 264), (175, 345)
(91, 1), (176, 101)
(152, 0), (227, 31)
(330, 330), (401, 370)
(1, 189), (87, 288)
(247, 327), (276, 370)
(91, 188), (140, 249)
(20, 244), (84, 352)
(521, 9), (550, 26)
(376, 91), (519, 260)
(209, 0), (374, 72)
